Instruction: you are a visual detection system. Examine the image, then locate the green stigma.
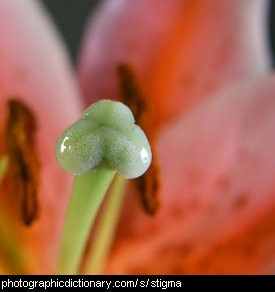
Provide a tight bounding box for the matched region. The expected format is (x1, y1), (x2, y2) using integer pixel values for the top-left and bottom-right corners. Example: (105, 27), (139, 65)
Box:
(55, 99), (152, 179)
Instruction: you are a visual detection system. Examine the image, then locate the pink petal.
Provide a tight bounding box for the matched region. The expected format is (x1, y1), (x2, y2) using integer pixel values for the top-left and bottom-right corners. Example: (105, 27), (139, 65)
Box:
(106, 75), (275, 274)
(0, 0), (82, 274)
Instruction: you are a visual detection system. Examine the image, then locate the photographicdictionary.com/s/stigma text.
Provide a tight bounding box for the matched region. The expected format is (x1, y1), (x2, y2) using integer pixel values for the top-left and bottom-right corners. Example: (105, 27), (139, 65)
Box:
(1, 278), (182, 290)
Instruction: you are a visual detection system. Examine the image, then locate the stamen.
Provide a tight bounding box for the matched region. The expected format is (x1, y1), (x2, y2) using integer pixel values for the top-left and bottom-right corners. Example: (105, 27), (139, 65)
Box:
(134, 156), (160, 215)
(117, 63), (160, 214)
(5, 99), (39, 226)
(117, 63), (147, 122)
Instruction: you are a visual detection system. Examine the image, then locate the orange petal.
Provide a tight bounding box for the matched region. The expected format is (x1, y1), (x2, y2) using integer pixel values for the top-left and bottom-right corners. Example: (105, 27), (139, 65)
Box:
(78, 0), (270, 127)
(0, 0), (82, 274)
(77, 0), (273, 274)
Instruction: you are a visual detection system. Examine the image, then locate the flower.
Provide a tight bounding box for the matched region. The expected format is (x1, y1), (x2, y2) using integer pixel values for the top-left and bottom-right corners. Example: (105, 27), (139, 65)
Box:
(0, 0), (274, 275)
(77, 0), (275, 274)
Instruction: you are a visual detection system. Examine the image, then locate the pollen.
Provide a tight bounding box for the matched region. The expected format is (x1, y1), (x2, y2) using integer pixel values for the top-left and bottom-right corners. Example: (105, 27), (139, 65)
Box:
(5, 99), (39, 226)
(117, 63), (160, 215)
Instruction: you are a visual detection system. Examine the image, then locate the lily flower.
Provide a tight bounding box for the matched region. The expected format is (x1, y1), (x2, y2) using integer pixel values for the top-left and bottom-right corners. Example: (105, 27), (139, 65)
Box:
(77, 0), (275, 274)
(0, 0), (274, 275)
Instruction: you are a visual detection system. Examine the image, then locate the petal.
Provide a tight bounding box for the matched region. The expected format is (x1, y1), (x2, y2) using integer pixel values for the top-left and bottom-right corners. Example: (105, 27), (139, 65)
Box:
(106, 75), (275, 274)
(78, 0), (271, 127)
(77, 0), (274, 274)
(0, 0), (82, 273)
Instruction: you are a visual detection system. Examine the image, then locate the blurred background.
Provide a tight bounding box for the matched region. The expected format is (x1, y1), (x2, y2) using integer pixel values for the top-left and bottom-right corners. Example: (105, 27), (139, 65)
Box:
(42, 0), (275, 64)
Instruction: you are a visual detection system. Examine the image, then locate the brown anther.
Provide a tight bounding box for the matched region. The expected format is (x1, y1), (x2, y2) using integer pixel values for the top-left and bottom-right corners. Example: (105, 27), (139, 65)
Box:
(117, 63), (160, 215)
(133, 156), (160, 215)
(117, 63), (147, 124)
(5, 99), (39, 226)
